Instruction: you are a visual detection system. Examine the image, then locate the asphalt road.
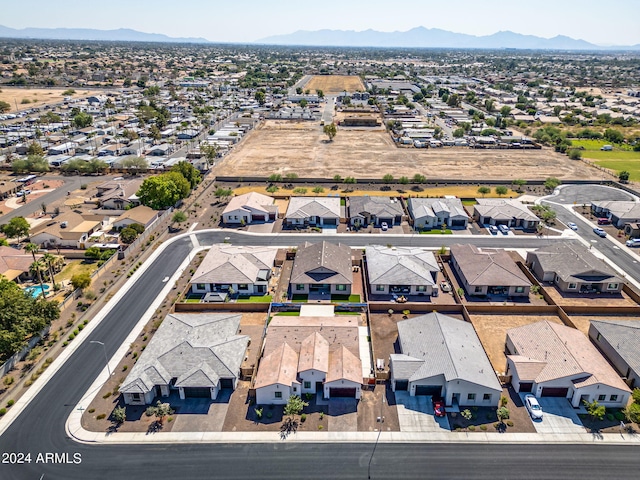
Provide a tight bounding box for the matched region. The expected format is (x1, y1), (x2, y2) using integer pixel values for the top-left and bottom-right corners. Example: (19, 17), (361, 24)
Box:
(1, 228), (640, 479)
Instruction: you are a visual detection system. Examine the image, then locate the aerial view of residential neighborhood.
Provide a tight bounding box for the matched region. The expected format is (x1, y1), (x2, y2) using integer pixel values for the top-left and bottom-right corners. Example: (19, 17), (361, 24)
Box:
(1, 1), (640, 478)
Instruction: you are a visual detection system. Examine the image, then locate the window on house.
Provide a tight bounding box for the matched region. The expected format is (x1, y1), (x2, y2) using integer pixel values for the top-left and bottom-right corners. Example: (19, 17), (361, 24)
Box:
(132, 393), (141, 401)
(515, 286), (524, 293)
(474, 286), (482, 293)
(293, 387), (297, 392)
(596, 333), (602, 341)
(568, 283), (577, 289)
(336, 284), (346, 291)
(304, 381), (311, 389)
(376, 285), (385, 291)
(196, 283), (205, 290)
(296, 284), (305, 291)
(275, 391), (282, 399)
(483, 393), (492, 401)
(608, 283), (619, 290)
(598, 394), (606, 401)
(417, 285), (426, 292)
(468, 393), (476, 400)
(610, 395), (618, 402)
(238, 284), (248, 290)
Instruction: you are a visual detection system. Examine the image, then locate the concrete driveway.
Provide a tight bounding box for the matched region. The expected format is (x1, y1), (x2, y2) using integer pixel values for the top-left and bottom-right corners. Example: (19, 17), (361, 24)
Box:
(394, 392), (450, 432)
(523, 396), (585, 434)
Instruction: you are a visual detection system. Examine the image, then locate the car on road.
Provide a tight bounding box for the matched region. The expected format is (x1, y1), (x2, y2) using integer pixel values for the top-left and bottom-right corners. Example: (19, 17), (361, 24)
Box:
(626, 238), (640, 247)
(593, 227), (607, 238)
(489, 225), (499, 235)
(525, 394), (543, 420)
(498, 224), (510, 234)
(380, 222), (389, 231)
(567, 222), (578, 231)
(432, 397), (446, 417)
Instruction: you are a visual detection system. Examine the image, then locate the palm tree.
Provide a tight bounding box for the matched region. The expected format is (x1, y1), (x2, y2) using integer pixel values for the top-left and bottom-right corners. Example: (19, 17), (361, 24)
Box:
(25, 243), (39, 262)
(29, 260), (47, 297)
(42, 253), (57, 283)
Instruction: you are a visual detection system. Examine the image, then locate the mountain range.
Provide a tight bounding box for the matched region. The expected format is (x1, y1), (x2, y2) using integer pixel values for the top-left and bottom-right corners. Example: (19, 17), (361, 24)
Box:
(258, 27), (640, 51)
(0, 25), (208, 43)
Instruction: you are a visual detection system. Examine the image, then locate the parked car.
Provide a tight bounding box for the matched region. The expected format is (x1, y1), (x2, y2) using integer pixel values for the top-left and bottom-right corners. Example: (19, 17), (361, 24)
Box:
(626, 238), (640, 247)
(567, 222), (578, 231)
(380, 222), (388, 231)
(525, 394), (543, 420)
(440, 281), (452, 293)
(489, 225), (499, 235)
(593, 227), (607, 238)
(16, 190), (31, 197)
(597, 218), (611, 225)
(432, 397), (446, 417)
(498, 224), (510, 234)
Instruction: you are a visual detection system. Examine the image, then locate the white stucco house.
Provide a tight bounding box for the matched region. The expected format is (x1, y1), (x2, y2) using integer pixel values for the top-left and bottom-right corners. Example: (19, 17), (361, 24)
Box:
(222, 192), (278, 224)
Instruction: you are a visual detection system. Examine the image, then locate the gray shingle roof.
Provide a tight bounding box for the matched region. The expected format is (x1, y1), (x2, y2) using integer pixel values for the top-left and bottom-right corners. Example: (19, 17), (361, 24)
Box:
(527, 243), (620, 283)
(474, 198), (539, 222)
(290, 242), (353, 285)
(451, 244), (531, 287)
(120, 314), (248, 395)
(590, 320), (640, 379)
(192, 245), (276, 285)
(408, 197), (468, 220)
(392, 312), (501, 391)
(349, 196), (403, 219)
(366, 246), (439, 286)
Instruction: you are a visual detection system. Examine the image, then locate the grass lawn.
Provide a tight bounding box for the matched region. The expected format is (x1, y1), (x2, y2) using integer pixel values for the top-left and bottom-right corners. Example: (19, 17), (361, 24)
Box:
(592, 157), (640, 181)
(335, 311), (362, 315)
(420, 229), (453, 234)
(184, 298), (202, 303)
(291, 294), (308, 303)
(275, 311), (300, 316)
(570, 139), (633, 152)
(55, 260), (99, 284)
(236, 295), (272, 303)
(331, 294), (361, 303)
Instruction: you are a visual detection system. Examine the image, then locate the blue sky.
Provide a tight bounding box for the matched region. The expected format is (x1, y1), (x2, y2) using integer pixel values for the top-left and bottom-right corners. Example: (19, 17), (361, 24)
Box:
(3, 0), (639, 45)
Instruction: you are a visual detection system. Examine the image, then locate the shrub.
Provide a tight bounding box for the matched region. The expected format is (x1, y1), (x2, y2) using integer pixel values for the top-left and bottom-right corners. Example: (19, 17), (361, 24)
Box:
(623, 403), (640, 423)
(3, 376), (14, 386)
(506, 420), (514, 427)
(0, 408), (6, 416)
(607, 413), (615, 421)
(320, 411), (324, 420)
(614, 411), (626, 422)
(255, 407), (263, 419)
(631, 388), (640, 404)
(497, 407), (510, 421)
(266, 411), (273, 419)
(122, 365), (128, 371)
(88, 408), (95, 413)
(300, 413), (307, 422)
(480, 425), (487, 431)
(500, 396), (508, 407)
(6, 399), (15, 407)
(96, 413), (106, 420)
(103, 392), (112, 399)
(318, 425), (324, 430)
(112, 405), (126, 424)
(468, 425), (475, 431)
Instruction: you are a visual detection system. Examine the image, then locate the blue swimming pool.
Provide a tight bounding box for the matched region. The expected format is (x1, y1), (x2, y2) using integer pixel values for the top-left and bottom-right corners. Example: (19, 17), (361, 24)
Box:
(24, 285), (51, 298)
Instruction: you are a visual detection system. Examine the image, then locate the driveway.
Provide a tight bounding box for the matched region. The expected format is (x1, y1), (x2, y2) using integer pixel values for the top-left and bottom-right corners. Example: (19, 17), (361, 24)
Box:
(522, 396), (584, 434)
(327, 398), (358, 432)
(395, 392), (450, 432)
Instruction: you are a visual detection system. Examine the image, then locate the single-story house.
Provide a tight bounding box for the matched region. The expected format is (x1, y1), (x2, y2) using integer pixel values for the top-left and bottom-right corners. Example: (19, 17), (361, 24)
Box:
(119, 141), (144, 156)
(474, 198), (540, 230)
(190, 245), (277, 296)
(390, 312), (502, 406)
(120, 313), (248, 405)
(450, 244), (531, 297)
(290, 241), (353, 295)
(112, 205), (159, 230)
(0, 246), (44, 282)
(408, 197), (469, 230)
(589, 320), (640, 389)
(95, 178), (143, 210)
(29, 211), (102, 249)
(506, 321), (631, 407)
(254, 316), (362, 405)
(348, 196), (403, 227)
(526, 243), (623, 294)
(284, 197), (340, 227)
(591, 201), (640, 229)
(148, 143), (172, 156)
(366, 245), (440, 296)
(222, 192), (278, 224)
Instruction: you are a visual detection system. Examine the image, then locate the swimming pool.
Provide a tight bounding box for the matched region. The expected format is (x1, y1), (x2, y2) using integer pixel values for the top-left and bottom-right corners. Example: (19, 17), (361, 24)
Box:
(24, 285), (51, 298)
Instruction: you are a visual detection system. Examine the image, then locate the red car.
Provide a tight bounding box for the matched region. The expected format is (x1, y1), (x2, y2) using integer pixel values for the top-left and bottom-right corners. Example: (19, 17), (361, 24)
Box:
(432, 397), (446, 417)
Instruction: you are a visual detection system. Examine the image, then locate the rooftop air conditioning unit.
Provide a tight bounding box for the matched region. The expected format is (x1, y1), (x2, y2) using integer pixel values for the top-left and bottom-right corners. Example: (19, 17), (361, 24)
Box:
(60, 221), (68, 228)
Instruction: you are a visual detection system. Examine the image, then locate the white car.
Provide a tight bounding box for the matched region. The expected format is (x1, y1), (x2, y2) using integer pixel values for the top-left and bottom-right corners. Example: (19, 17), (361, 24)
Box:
(380, 222), (389, 231)
(626, 238), (640, 247)
(567, 222), (578, 231)
(525, 394), (543, 420)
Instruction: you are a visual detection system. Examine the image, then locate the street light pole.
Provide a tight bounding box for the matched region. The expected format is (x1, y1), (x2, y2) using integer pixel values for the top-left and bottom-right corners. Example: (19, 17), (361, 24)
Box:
(90, 341), (111, 376)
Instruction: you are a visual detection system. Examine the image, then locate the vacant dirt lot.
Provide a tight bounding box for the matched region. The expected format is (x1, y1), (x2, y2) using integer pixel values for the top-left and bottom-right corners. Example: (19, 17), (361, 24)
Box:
(305, 75), (365, 94)
(0, 87), (103, 112)
(215, 121), (602, 180)
(470, 314), (565, 374)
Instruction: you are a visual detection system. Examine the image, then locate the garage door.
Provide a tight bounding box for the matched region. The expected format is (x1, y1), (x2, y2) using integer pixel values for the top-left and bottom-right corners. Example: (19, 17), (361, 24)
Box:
(541, 387), (569, 397)
(220, 378), (234, 389)
(323, 218), (337, 225)
(395, 380), (409, 391)
(415, 385), (442, 396)
(184, 387), (211, 398)
(451, 219), (466, 227)
(330, 387), (356, 398)
(519, 382), (533, 393)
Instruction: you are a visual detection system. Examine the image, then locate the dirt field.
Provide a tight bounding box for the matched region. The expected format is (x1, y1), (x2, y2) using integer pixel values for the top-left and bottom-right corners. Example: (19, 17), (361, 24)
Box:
(304, 75), (365, 94)
(0, 87), (103, 112)
(469, 314), (565, 374)
(215, 120), (602, 180)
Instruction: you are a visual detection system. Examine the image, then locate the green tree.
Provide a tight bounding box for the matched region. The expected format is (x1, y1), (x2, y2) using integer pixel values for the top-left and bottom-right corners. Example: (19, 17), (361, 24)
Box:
(71, 272), (92, 291)
(382, 174), (394, 183)
(171, 161), (201, 189)
(500, 106), (512, 116)
(477, 186), (491, 197)
(29, 260), (47, 296)
(2, 217), (30, 242)
(254, 90), (265, 106)
(495, 186), (508, 197)
(84, 246), (103, 261)
(149, 124), (161, 143)
(299, 99), (308, 109)
(72, 112), (93, 129)
(312, 186), (324, 194)
(452, 128), (465, 138)
(137, 172), (190, 210)
(323, 122), (337, 142)
(604, 128), (624, 144)
(119, 227), (138, 244)
(112, 405), (126, 425)
(497, 407), (510, 422)
(484, 99), (495, 112)
(11, 159), (29, 174)
(619, 171), (630, 183)
(584, 399), (606, 421)
(623, 403), (640, 423)
(512, 179), (527, 191)
(27, 143), (44, 156)
(120, 156), (148, 175)
(568, 149), (582, 160)
(171, 211), (187, 225)
(0, 101), (11, 113)
(413, 174), (426, 183)
(333, 174), (342, 182)
(316, 89), (324, 99)
(146, 400), (173, 425)
(544, 177), (561, 191)
(283, 395), (308, 420)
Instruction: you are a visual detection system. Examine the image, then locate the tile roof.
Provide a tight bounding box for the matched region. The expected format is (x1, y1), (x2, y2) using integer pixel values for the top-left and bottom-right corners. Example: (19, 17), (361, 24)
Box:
(285, 197), (340, 220)
(120, 313), (248, 394)
(474, 198), (539, 222)
(115, 205), (158, 225)
(223, 191), (276, 216)
(326, 345), (362, 384)
(408, 197), (468, 220)
(0, 246), (43, 279)
(29, 211), (101, 241)
(590, 320), (640, 379)
(366, 245), (439, 286)
(253, 342), (299, 389)
(392, 312), (501, 391)
(451, 244), (531, 287)
(290, 242), (353, 286)
(298, 331), (330, 373)
(507, 320), (630, 391)
(192, 245), (277, 285)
